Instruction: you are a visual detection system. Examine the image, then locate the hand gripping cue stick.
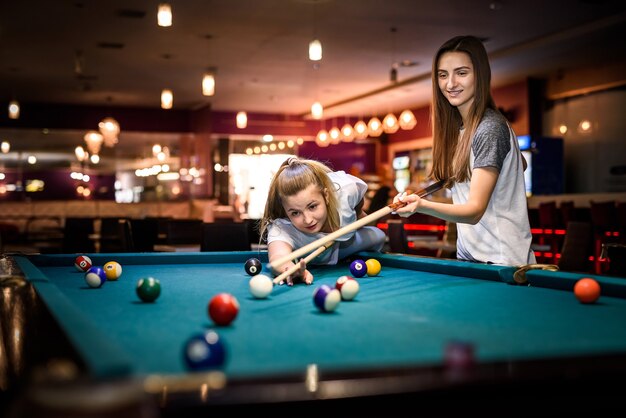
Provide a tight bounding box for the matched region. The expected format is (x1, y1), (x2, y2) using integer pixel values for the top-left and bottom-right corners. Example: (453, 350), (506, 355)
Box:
(268, 179), (446, 277)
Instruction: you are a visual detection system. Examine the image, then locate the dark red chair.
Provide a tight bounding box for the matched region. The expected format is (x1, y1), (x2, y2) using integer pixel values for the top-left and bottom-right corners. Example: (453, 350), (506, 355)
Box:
(589, 201), (618, 274)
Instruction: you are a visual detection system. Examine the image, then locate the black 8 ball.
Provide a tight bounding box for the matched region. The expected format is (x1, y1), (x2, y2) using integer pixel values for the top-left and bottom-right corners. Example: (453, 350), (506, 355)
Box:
(244, 257), (262, 276)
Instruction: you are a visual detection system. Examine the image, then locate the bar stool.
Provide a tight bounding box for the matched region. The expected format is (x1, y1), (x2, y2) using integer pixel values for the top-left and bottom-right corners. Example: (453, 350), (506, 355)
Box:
(538, 201), (560, 263)
(617, 202), (626, 245)
(559, 221), (593, 273)
(559, 201), (575, 228)
(589, 200), (618, 274)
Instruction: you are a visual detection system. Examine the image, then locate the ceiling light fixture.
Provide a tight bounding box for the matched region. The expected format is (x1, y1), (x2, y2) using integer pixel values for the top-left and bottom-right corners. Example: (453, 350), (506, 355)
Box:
(161, 89), (173, 109)
(1, 141), (10, 153)
(311, 101), (323, 119)
(236, 111), (247, 129)
(157, 3), (172, 27)
(75, 146), (87, 162)
(367, 116), (383, 137)
(354, 120), (369, 140)
(202, 72), (215, 96)
(389, 27), (398, 83)
(8, 100), (19, 119)
(341, 122), (355, 142)
(399, 109), (417, 130)
(98, 117), (120, 147)
(382, 112), (399, 134)
(329, 125), (341, 144)
(84, 131), (104, 155)
(309, 39), (322, 61)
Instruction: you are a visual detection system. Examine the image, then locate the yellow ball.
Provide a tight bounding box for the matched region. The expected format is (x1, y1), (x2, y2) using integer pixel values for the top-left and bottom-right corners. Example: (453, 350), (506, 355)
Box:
(365, 258), (381, 276)
(103, 261), (123, 280)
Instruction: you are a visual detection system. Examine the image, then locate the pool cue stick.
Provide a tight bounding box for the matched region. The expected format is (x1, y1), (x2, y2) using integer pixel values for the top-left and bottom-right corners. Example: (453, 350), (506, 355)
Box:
(268, 179), (446, 271)
(271, 240), (335, 285)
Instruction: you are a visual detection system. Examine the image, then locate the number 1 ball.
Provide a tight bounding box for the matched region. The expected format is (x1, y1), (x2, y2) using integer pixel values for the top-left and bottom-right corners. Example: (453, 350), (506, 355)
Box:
(75, 255), (92, 272)
(208, 293), (239, 326)
(244, 258), (262, 276)
(574, 278), (601, 304)
(183, 330), (226, 370)
(349, 259), (367, 278)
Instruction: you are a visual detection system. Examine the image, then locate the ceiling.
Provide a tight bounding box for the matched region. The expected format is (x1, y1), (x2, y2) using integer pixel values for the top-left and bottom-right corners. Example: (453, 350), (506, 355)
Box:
(1, 0), (626, 171)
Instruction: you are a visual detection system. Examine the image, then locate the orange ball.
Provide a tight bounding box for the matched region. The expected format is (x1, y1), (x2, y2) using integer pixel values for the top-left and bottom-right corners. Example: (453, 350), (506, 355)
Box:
(574, 278), (601, 304)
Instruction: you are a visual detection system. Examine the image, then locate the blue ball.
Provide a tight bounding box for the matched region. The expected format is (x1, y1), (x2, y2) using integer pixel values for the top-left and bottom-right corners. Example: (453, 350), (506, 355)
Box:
(313, 285), (341, 312)
(349, 259), (367, 278)
(84, 266), (107, 288)
(183, 330), (226, 370)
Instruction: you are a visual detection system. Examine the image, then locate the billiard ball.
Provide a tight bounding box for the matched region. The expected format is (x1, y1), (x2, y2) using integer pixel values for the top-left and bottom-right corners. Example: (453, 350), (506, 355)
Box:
(365, 258), (382, 276)
(75, 255), (92, 272)
(335, 275), (359, 301)
(208, 293), (239, 326)
(103, 261), (122, 280)
(444, 340), (476, 369)
(84, 266), (106, 288)
(244, 257), (263, 276)
(574, 277), (601, 304)
(136, 277), (161, 302)
(249, 274), (273, 299)
(183, 330), (226, 370)
(349, 259), (367, 278)
(313, 285), (341, 312)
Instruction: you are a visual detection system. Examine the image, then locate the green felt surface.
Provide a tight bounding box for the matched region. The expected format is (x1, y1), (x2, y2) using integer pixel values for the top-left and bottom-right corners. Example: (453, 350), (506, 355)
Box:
(16, 252), (626, 381)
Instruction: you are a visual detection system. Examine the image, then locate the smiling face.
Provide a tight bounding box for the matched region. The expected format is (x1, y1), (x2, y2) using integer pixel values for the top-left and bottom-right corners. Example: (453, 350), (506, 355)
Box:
(282, 184), (329, 234)
(437, 51), (476, 119)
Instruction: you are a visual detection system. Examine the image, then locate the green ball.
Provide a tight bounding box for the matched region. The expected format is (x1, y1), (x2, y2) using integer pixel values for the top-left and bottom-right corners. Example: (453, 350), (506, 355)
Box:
(136, 277), (161, 303)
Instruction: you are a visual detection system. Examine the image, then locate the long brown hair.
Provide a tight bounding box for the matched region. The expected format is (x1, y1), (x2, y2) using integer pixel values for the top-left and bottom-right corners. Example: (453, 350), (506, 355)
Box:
(430, 35), (498, 186)
(259, 157), (340, 241)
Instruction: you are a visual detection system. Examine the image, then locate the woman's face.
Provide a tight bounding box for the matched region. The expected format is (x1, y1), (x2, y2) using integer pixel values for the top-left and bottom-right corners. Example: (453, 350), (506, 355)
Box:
(437, 51), (475, 116)
(282, 184), (329, 234)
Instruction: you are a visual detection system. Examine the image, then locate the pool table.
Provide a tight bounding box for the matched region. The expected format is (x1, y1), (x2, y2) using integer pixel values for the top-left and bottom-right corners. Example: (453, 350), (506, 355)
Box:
(2, 251), (626, 416)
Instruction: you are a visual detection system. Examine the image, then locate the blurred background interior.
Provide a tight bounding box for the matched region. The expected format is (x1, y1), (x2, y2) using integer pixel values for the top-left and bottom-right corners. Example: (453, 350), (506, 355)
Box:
(0, 0), (625, 274)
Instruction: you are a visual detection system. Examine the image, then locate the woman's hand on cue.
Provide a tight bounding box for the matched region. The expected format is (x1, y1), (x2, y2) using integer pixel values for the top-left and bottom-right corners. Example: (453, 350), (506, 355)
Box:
(278, 259), (313, 286)
(393, 191), (421, 217)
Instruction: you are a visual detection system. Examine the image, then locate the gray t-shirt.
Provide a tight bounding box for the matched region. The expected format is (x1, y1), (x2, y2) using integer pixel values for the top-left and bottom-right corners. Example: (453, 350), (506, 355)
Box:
(452, 108), (536, 266)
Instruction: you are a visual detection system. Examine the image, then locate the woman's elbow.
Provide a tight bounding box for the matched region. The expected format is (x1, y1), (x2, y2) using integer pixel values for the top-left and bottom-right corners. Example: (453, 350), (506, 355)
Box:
(464, 207), (487, 225)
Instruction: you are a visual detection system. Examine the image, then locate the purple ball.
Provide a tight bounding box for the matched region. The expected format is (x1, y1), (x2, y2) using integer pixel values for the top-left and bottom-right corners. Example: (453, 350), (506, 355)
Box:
(84, 266), (106, 288)
(313, 285), (341, 312)
(349, 259), (367, 278)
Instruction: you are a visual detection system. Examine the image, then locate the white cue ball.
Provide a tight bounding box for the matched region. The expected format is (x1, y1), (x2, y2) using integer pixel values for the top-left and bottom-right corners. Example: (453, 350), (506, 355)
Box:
(249, 274), (273, 299)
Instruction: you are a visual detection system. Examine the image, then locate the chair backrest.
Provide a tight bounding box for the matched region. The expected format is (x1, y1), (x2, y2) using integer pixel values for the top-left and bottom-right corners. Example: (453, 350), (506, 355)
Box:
(559, 221), (593, 273)
(100, 218), (134, 253)
(538, 201), (558, 228)
(130, 218), (160, 252)
(386, 219), (409, 253)
(201, 222), (251, 251)
(559, 201), (575, 228)
(618, 202), (626, 245)
(165, 219), (203, 245)
(590, 200), (617, 232)
(62, 217), (96, 253)
(244, 218), (262, 246)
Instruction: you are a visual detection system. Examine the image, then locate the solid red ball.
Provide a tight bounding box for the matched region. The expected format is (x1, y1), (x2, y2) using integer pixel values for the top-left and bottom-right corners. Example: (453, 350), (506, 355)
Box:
(574, 278), (601, 304)
(208, 293), (240, 326)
